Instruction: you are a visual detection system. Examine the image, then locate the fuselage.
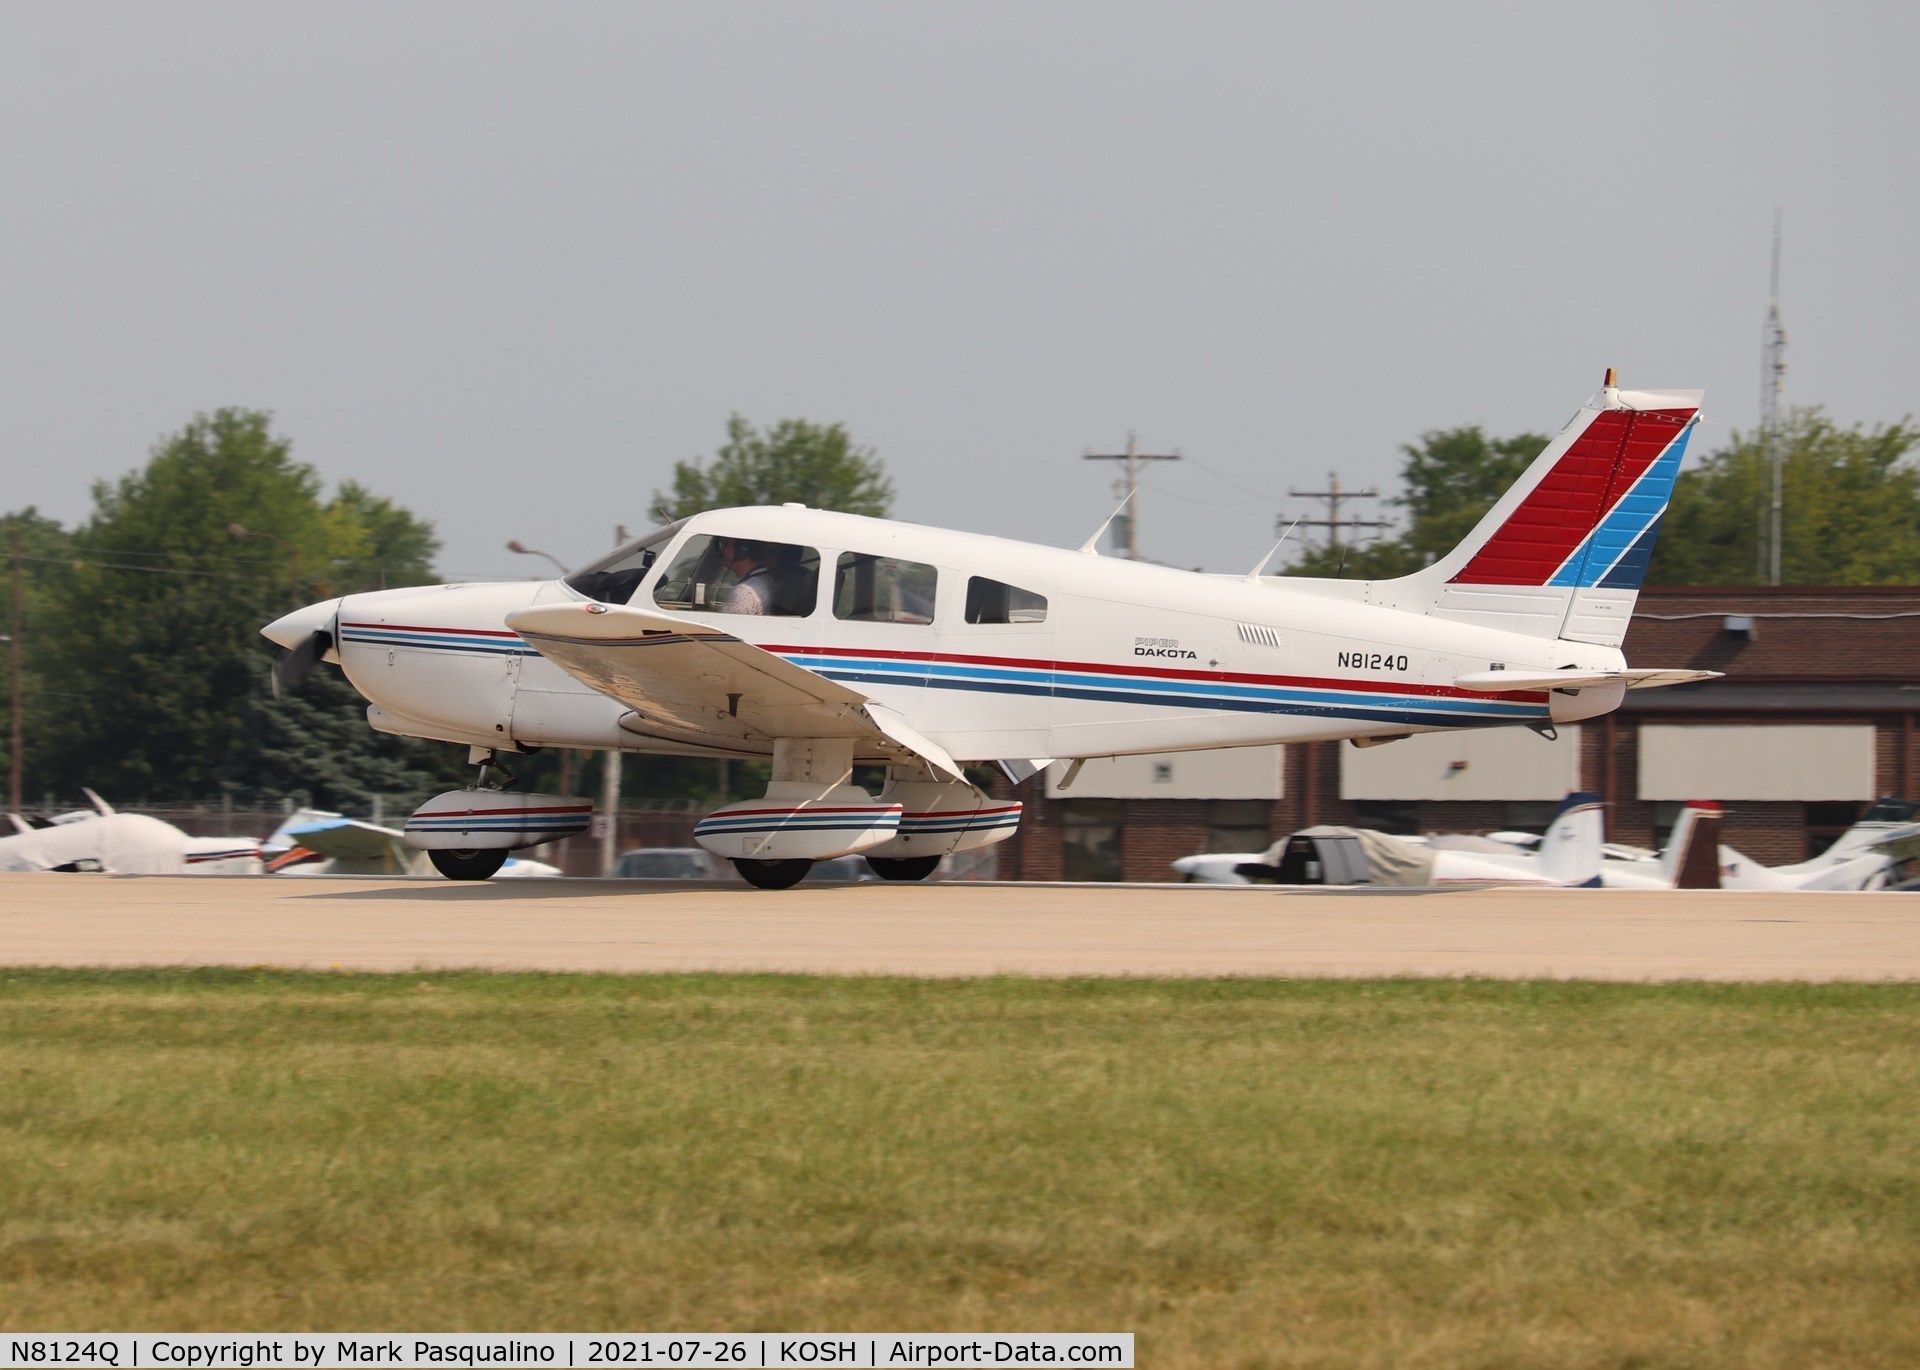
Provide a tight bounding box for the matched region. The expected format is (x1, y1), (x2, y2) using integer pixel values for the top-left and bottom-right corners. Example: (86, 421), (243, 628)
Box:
(274, 506), (1631, 764)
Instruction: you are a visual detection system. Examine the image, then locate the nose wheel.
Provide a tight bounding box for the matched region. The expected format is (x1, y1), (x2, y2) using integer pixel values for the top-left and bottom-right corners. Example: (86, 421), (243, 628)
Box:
(733, 858), (812, 890)
(429, 848), (508, 881)
(865, 855), (940, 882)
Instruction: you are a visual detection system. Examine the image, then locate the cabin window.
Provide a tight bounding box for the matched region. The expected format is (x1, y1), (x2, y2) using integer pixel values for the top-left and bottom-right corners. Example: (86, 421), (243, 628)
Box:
(833, 553), (937, 624)
(964, 576), (1047, 624)
(564, 523), (682, 605)
(651, 534), (820, 617)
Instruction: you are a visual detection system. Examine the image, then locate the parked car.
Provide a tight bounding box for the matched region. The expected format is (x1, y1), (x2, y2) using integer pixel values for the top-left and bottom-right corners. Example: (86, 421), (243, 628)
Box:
(612, 847), (727, 880)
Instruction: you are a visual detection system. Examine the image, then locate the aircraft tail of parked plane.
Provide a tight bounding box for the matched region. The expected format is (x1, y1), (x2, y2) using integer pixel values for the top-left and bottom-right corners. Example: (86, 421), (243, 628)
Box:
(1284, 372), (1702, 650)
(1534, 791), (1605, 887)
(1657, 802), (1725, 889)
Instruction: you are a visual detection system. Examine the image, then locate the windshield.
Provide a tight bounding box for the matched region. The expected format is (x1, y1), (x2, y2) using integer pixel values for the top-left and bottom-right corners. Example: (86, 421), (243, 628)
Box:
(563, 522), (684, 605)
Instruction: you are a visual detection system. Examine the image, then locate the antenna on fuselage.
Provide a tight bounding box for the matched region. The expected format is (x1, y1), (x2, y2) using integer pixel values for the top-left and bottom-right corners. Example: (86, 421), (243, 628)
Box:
(1077, 488), (1137, 556)
(1245, 518), (1301, 582)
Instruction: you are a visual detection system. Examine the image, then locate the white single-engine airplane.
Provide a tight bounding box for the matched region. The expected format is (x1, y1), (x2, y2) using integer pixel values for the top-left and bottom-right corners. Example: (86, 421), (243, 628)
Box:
(263, 372), (1718, 888)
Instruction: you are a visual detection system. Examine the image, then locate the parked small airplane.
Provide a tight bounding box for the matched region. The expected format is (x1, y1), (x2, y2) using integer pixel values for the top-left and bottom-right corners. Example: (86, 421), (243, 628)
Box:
(1630, 802), (1920, 892)
(1190, 791), (1607, 887)
(262, 372), (1716, 888)
(264, 809), (560, 877)
(1, 795), (263, 874)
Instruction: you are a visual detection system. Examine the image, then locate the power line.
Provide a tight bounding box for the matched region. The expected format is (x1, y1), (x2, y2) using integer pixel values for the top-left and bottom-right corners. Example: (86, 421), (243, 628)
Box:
(1282, 472), (1392, 549)
(1084, 432), (1181, 560)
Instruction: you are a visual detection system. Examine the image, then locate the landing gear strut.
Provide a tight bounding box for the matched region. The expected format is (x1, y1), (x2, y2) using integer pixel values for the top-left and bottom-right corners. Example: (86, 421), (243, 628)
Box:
(733, 858), (812, 890)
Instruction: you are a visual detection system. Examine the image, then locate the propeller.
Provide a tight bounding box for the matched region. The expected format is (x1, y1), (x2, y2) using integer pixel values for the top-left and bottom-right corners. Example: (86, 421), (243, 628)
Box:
(273, 628), (334, 700)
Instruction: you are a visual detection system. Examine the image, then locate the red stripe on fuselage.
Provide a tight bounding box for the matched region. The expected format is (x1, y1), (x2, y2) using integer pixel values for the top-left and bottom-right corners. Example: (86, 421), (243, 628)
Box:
(1448, 407), (1695, 586)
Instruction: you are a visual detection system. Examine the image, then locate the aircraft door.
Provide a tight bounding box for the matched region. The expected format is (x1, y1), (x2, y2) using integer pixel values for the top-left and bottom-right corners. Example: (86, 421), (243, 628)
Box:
(933, 571), (1055, 760)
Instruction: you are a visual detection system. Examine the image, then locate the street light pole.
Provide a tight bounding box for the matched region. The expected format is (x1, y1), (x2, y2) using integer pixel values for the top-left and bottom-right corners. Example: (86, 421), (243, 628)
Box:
(505, 539), (570, 576)
(8, 522), (21, 814)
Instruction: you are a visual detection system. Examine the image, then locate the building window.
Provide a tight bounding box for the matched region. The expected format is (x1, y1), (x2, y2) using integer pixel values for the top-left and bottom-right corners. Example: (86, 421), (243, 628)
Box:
(1061, 800), (1124, 881)
(1805, 801), (1864, 857)
(1352, 799), (1419, 835)
(1501, 801), (1561, 834)
(1207, 799), (1270, 855)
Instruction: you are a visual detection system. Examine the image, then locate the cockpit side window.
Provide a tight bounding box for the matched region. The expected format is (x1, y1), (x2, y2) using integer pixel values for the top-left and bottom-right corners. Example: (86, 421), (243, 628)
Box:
(564, 524), (681, 605)
(651, 534), (820, 617)
(965, 576), (1047, 624)
(833, 553), (937, 624)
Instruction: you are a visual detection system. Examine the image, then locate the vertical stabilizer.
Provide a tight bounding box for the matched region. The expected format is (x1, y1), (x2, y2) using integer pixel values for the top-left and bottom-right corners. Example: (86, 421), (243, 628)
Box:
(1662, 802), (1724, 890)
(1282, 374), (1702, 649)
(1536, 791), (1605, 887)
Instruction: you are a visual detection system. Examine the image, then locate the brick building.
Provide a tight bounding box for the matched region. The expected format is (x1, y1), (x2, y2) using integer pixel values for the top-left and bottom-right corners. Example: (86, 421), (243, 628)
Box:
(994, 586), (1920, 879)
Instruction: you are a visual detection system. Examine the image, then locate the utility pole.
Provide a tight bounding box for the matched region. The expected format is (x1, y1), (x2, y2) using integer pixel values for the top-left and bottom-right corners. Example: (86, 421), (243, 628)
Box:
(1284, 472), (1391, 551)
(8, 522), (21, 814)
(1084, 432), (1180, 560)
(1760, 212), (1789, 586)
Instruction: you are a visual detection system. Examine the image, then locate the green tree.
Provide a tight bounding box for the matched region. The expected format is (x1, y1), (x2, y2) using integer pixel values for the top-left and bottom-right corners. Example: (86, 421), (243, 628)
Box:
(1284, 426), (1548, 578)
(651, 416), (893, 521)
(1650, 410), (1920, 585)
(0, 508), (74, 804)
(29, 409), (463, 808)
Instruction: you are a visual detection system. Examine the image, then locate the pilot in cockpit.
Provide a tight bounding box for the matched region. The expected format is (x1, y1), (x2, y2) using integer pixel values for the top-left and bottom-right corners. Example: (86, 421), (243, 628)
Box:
(719, 538), (776, 615)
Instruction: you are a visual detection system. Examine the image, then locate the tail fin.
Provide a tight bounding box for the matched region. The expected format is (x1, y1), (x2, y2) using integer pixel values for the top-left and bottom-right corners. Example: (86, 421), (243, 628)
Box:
(1287, 373), (1702, 648)
(1536, 791), (1604, 886)
(1660, 802), (1724, 890)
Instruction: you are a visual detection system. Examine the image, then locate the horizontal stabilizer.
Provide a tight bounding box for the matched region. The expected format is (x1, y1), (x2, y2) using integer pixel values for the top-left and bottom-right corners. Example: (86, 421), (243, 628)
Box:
(1454, 668), (1721, 693)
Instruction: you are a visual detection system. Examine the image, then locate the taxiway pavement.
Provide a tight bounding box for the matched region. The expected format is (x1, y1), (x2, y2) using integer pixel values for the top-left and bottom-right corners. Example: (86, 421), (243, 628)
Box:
(1, 874), (1916, 980)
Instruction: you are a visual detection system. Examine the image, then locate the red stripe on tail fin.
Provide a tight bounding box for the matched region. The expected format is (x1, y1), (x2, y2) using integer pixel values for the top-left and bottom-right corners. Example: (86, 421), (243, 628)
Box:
(1448, 407), (1697, 586)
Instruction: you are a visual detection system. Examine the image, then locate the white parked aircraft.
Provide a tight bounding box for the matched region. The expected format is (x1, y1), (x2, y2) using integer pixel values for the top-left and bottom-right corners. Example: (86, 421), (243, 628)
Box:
(1182, 792), (1608, 887)
(1, 797), (263, 874)
(262, 373), (1717, 888)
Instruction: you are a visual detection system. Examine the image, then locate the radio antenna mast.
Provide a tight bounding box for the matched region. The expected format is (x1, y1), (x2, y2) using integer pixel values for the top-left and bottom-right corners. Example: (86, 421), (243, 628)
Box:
(1761, 211), (1788, 585)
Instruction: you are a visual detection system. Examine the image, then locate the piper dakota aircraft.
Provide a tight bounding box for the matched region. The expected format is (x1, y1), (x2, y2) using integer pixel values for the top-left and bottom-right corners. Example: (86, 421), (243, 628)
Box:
(262, 372), (1717, 888)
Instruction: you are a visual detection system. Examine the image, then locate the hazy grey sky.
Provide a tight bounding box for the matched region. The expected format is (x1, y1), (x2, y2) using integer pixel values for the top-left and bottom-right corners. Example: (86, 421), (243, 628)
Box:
(4, 2), (1915, 579)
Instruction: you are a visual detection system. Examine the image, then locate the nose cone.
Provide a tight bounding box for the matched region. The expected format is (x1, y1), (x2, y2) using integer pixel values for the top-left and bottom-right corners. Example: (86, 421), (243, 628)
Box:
(262, 597), (342, 651)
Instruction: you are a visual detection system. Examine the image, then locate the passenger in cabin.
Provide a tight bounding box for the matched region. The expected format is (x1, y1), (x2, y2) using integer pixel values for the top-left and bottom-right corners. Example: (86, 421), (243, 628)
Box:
(719, 538), (777, 615)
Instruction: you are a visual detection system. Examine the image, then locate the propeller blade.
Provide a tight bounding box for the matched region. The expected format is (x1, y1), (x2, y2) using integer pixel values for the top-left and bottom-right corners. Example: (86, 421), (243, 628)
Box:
(273, 628), (333, 699)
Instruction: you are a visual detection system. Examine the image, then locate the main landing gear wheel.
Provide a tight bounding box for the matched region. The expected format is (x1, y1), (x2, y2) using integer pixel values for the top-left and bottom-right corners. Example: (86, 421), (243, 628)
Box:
(733, 858), (813, 890)
(429, 848), (508, 881)
(866, 855), (940, 882)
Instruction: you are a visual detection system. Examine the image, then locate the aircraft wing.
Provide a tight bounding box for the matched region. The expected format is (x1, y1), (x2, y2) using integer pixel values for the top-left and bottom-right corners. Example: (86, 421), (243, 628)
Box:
(1869, 823), (1920, 863)
(1454, 668), (1722, 693)
(505, 602), (964, 779)
(284, 817), (415, 868)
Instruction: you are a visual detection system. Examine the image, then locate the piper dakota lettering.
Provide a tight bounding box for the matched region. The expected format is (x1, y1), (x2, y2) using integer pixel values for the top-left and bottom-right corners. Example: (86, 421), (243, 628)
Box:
(1134, 637), (1196, 659)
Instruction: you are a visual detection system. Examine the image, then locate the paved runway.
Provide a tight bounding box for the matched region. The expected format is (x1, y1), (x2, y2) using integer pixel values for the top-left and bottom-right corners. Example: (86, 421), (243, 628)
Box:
(2, 873), (1917, 980)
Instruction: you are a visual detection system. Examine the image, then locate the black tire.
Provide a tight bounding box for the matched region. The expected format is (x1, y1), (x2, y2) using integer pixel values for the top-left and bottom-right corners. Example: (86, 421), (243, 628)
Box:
(429, 847), (508, 881)
(866, 855), (940, 882)
(732, 857), (813, 890)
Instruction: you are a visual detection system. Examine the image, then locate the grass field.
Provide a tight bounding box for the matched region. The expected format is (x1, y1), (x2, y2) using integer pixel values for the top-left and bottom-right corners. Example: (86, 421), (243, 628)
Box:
(0, 970), (1916, 1367)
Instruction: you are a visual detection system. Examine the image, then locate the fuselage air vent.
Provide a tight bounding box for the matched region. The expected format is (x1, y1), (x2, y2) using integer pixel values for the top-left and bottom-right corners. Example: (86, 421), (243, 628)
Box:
(1237, 623), (1281, 649)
